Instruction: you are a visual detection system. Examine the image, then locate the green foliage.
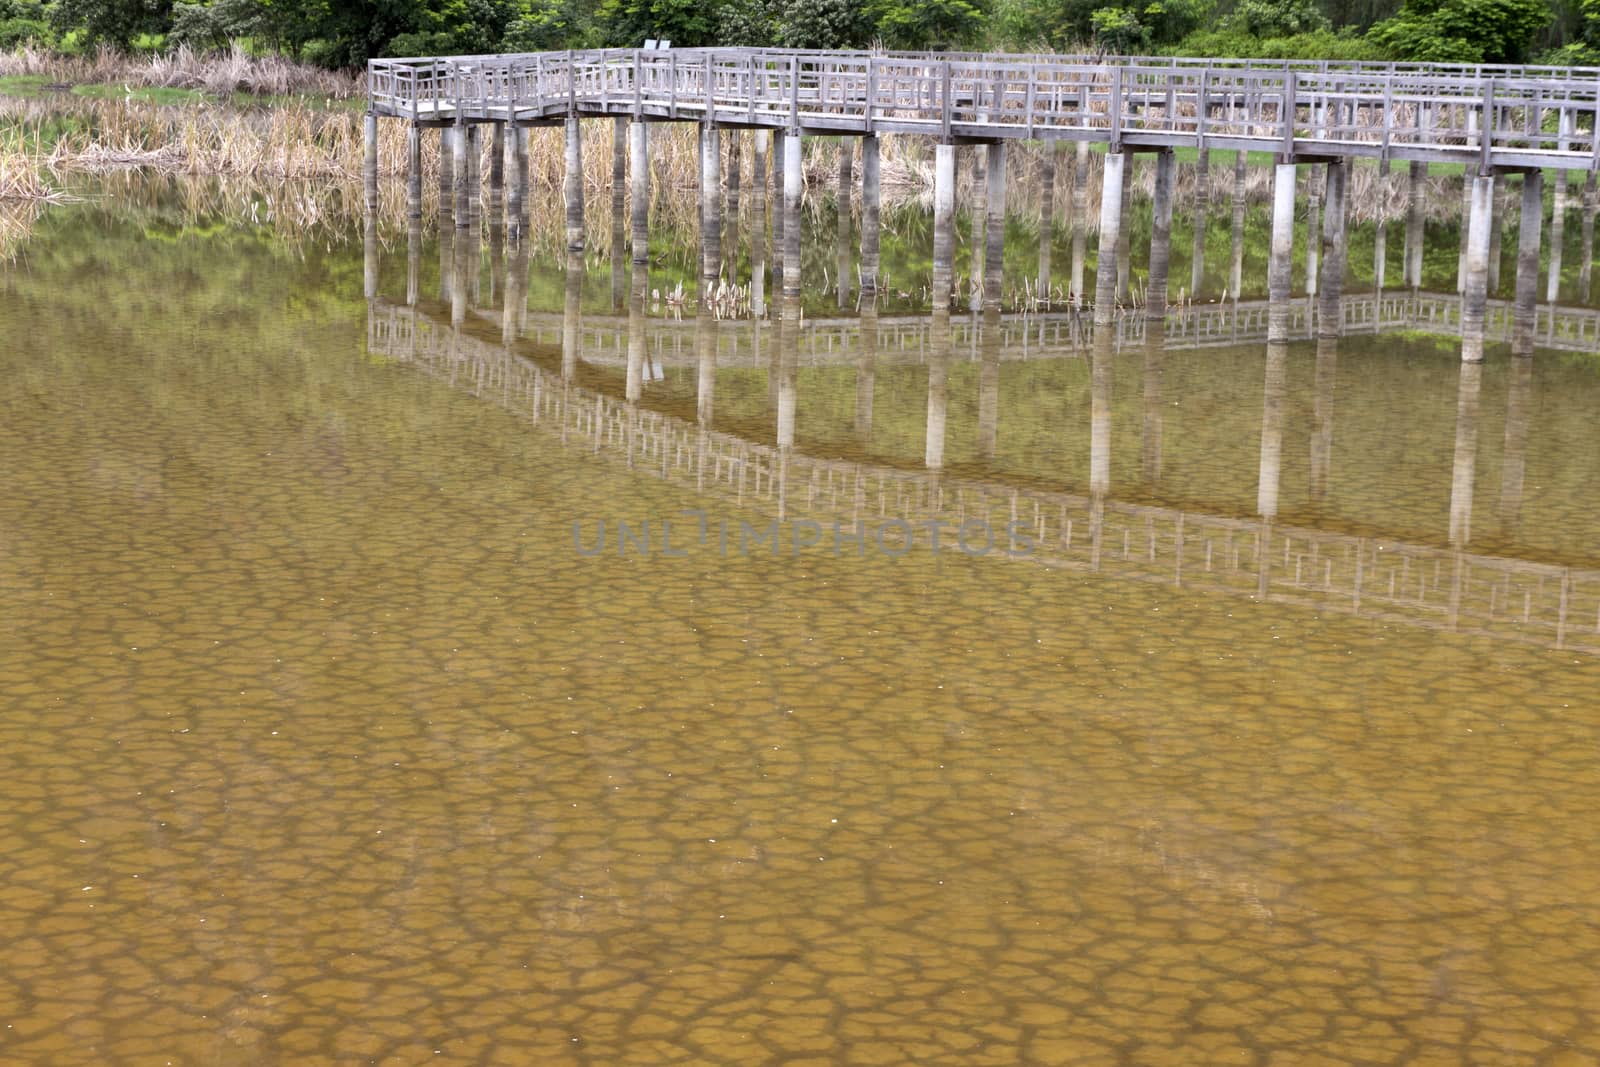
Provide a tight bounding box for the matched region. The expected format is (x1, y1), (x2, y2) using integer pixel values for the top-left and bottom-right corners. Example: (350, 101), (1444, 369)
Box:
(50, 0), (174, 48)
(775, 0), (871, 47)
(1220, 0), (1328, 36)
(0, 16), (50, 44)
(1090, 5), (1146, 49)
(1172, 25), (1388, 57)
(868, 0), (986, 48)
(1367, 0), (1550, 62)
(596, 0), (719, 46)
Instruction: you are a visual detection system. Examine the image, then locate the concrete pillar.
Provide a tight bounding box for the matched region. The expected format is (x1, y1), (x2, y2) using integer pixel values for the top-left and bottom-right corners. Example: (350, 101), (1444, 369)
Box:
(1257, 341), (1287, 521)
(860, 134), (881, 294)
(464, 125), (480, 226)
(932, 143), (956, 313)
(1317, 158), (1348, 338)
(438, 125), (454, 225)
(611, 117), (627, 310)
(561, 251), (582, 379)
(1191, 148), (1210, 297)
(1146, 149), (1175, 320)
(1306, 165), (1323, 297)
(855, 297), (877, 440)
(727, 131), (741, 220)
(626, 262), (647, 402)
(1461, 173), (1495, 363)
(1456, 173), (1471, 293)
(1448, 362), (1483, 547)
(363, 214), (378, 300)
(752, 130), (769, 317)
(1513, 169), (1543, 357)
(1549, 171), (1567, 303)
(836, 143), (853, 310)
(1090, 326), (1112, 497)
(1372, 158), (1389, 289)
(925, 310), (951, 469)
(1404, 160), (1426, 287)
(1116, 156), (1134, 303)
(563, 114), (584, 251)
(969, 145), (987, 311)
(453, 120), (469, 226)
(782, 130), (802, 298)
(1038, 141), (1058, 302)
(1092, 149), (1126, 325)
(1581, 170), (1597, 299)
(837, 137), (853, 221)
(696, 306), (717, 427)
(984, 142), (1006, 312)
(1069, 141), (1089, 307)
(363, 112), (378, 210)
(511, 126), (528, 240)
(771, 130), (786, 296)
(701, 124), (722, 306)
(629, 121), (649, 265)
(1267, 162), (1297, 343)
(1488, 175), (1504, 293)
(488, 122), (505, 230)
(1229, 150), (1246, 299)
(977, 308), (1002, 460)
(405, 125), (422, 219)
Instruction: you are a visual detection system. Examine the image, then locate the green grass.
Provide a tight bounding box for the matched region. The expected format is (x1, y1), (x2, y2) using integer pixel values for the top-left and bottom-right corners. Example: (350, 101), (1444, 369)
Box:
(0, 74), (55, 97)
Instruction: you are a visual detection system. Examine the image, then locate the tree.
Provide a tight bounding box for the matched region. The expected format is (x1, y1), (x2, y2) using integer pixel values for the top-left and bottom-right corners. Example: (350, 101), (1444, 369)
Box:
(776, 0), (871, 47)
(49, 0), (174, 48)
(1368, 0), (1550, 62)
(869, 0), (986, 47)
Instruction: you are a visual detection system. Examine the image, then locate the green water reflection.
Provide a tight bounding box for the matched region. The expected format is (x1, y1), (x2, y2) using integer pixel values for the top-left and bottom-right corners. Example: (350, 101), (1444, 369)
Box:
(2, 179), (1600, 1065)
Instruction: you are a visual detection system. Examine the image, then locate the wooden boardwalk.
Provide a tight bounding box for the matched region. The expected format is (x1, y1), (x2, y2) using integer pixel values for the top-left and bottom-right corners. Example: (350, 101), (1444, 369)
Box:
(370, 47), (1600, 172)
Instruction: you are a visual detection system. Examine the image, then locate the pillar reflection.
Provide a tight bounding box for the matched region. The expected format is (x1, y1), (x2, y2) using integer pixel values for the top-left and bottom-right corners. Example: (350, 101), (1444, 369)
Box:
(855, 296), (878, 442)
(696, 305), (717, 427)
(1310, 336), (1338, 503)
(1141, 325), (1164, 488)
(925, 310), (951, 469)
(1449, 361), (1484, 547)
(626, 261), (648, 402)
(776, 295), (800, 448)
(1498, 356), (1534, 539)
(562, 250), (583, 380)
(977, 307), (1002, 461)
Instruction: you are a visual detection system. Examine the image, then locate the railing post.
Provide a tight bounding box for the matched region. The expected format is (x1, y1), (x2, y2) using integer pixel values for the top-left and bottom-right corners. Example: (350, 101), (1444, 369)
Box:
(865, 55), (876, 132)
(790, 54), (800, 127)
(941, 61), (953, 141)
(705, 52), (715, 121)
(1281, 71), (1297, 157)
(633, 50), (642, 117)
(1110, 66), (1124, 143)
(1480, 78), (1494, 173)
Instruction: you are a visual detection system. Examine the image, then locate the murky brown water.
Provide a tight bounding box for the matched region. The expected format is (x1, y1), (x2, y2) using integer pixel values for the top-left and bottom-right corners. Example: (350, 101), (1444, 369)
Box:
(4, 183), (1600, 1065)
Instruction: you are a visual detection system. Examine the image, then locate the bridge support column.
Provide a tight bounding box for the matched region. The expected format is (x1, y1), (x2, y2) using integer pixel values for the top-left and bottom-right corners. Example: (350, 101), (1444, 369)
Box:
(1513, 169), (1543, 357)
(465, 125), (480, 226)
(727, 131), (741, 221)
(363, 112), (377, 209)
(438, 126), (454, 224)
(510, 126), (529, 239)
(861, 134), (881, 295)
(933, 143), (956, 313)
(782, 129), (802, 299)
(1267, 161), (1297, 343)
(701, 123), (722, 307)
(406, 125), (422, 219)
(611, 117), (627, 310)
(1191, 148), (1210, 298)
(1092, 149), (1126, 326)
(1318, 158), (1348, 338)
(1549, 172), (1568, 303)
(1404, 161), (1426, 287)
(771, 131), (786, 297)
(837, 137), (853, 220)
(564, 115), (584, 251)
(925, 311), (950, 469)
(1146, 148), (1175, 321)
(1373, 159), (1389, 289)
(1306, 165), (1323, 298)
(1457, 174), (1471, 292)
(970, 146), (987, 311)
(1229, 150), (1246, 300)
(1581, 171), (1597, 299)
(629, 121), (649, 264)
(836, 141), (853, 310)
(488, 123), (505, 232)
(752, 131), (769, 316)
(1068, 142), (1088, 306)
(1462, 173), (1495, 363)
(1488, 175), (1504, 292)
(1116, 156), (1133, 303)
(984, 142), (1006, 312)
(452, 120), (469, 226)
(1038, 141), (1058, 303)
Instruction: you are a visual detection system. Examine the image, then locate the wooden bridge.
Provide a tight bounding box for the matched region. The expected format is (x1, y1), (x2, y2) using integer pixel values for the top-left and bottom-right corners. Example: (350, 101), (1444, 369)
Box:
(369, 48), (1600, 173)
(365, 298), (1600, 657)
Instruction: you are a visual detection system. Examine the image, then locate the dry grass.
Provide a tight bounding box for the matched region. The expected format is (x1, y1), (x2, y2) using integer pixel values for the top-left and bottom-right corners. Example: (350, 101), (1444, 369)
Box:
(0, 44), (360, 98)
